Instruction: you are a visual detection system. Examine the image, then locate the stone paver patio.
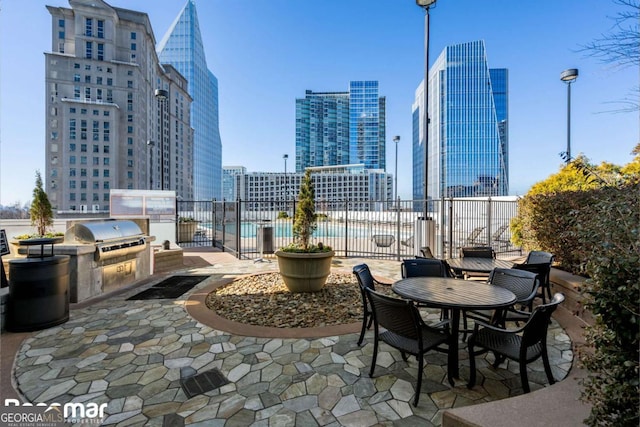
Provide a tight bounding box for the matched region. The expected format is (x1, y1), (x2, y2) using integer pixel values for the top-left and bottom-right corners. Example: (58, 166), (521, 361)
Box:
(9, 254), (573, 426)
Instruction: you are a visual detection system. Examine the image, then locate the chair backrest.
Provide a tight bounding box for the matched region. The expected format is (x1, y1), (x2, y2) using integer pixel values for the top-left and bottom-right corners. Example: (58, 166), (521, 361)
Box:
(401, 258), (449, 279)
(353, 263), (376, 292)
(372, 234), (395, 248)
(512, 262), (551, 288)
(521, 293), (565, 347)
(488, 268), (539, 304)
(465, 226), (486, 245)
(366, 288), (421, 342)
(419, 246), (434, 258)
(491, 224), (509, 240)
(460, 246), (495, 259)
(526, 251), (554, 265)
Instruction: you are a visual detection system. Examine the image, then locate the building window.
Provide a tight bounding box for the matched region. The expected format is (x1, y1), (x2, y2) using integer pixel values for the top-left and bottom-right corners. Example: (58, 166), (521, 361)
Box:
(85, 41), (92, 59)
(80, 120), (87, 140)
(103, 122), (110, 141)
(80, 144), (87, 153)
(103, 145), (109, 154)
(93, 121), (99, 141)
(70, 169), (76, 177)
(103, 194), (109, 202)
(104, 158), (110, 166)
(85, 64), (91, 70)
(70, 181), (76, 189)
(93, 157), (99, 166)
(85, 18), (93, 36)
(127, 160), (133, 167)
(80, 193), (87, 202)
(127, 171), (133, 179)
(69, 143), (76, 152)
(93, 181), (99, 190)
(92, 169), (99, 177)
(74, 86), (80, 99)
(97, 20), (104, 38)
(97, 43), (104, 61)
(84, 75), (91, 84)
(130, 43), (136, 51)
(106, 78), (112, 86)
(131, 32), (136, 40)
(80, 168), (87, 177)
(74, 63), (80, 69)
(127, 114), (133, 122)
(96, 76), (102, 85)
(127, 81), (133, 88)
(81, 181), (87, 189)
(93, 144), (99, 153)
(127, 148), (133, 156)
(103, 182), (110, 190)
(103, 170), (110, 178)
(84, 87), (91, 100)
(58, 19), (65, 28)
(80, 156), (87, 165)
(127, 137), (133, 145)
(127, 126), (133, 134)
(106, 89), (113, 103)
(69, 119), (76, 140)
(69, 107), (76, 114)
(58, 31), (65, 39)
(70, 194), (76, 202)
(127, 70), (133, 76)
(70, 156), (76, 165)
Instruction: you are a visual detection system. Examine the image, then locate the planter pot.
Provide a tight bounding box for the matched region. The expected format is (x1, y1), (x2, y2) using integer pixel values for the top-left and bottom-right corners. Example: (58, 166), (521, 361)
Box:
(275, 250), (335, 293)
(178, 222), (198, 243)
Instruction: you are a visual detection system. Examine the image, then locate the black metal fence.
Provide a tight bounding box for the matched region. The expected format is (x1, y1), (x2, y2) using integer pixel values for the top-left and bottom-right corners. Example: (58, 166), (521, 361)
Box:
(176, 197), (522, 260)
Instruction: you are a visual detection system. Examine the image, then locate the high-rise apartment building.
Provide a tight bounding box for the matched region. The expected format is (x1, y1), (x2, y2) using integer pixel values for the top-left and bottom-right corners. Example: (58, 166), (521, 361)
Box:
(222, 166), (246, 201)
(45, 0), (193, 212)
(413, 40), (508, 201)
(296, 81), (386, 172)
(158, 0), (223, 201)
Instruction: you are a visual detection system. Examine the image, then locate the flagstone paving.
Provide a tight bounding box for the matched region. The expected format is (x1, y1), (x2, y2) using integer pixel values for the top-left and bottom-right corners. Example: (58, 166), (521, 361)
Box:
(11, 256), (573, 426)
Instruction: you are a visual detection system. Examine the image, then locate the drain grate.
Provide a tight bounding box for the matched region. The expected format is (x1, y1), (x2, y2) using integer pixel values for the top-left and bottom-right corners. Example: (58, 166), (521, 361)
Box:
(180, 368), (230, 398)
(127, 275), (210, 300)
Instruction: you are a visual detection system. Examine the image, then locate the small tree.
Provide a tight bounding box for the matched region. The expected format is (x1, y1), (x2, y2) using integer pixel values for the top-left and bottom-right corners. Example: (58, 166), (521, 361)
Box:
(30, 171), (53, 236)
(292, 169), (317, 252)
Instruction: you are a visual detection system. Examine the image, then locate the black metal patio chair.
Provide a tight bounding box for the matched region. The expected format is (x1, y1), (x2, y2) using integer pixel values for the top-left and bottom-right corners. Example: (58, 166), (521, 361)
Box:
(463, 268), (539, 337)
(467, 293), (565, 393)
(352, 263), (391, 346)
(366, 288), (450, 406)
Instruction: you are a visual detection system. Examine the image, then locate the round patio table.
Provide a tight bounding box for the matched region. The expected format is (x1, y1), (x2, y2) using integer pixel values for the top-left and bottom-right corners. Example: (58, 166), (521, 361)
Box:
(446, 257), (514, 275)
(393, 276), (516, 386)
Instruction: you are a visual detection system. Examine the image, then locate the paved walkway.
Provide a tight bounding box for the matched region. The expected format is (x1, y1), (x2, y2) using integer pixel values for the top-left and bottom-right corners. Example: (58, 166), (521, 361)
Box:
(4, 249), (573, 426)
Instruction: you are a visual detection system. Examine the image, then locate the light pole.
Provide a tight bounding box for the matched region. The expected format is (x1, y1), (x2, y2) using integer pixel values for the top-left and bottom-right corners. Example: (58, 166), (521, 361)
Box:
(146, 140), (155, 189)
(283, 154), (288, 204)
(154, 88), (168, 189)
(393, 136), (400, 204)
(416, 0), (436, 218)
(560, 68), (578, 163)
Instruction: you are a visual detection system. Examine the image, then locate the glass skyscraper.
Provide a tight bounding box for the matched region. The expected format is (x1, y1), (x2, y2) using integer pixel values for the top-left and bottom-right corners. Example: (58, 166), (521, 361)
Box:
(413, 40), (508, 200)
(296, 81), (386, 172)
(158, 0), (222, 200)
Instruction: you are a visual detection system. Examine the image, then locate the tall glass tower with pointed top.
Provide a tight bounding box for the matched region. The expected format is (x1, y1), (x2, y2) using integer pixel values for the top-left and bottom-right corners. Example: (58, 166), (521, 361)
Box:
(158, 0), (222, 200)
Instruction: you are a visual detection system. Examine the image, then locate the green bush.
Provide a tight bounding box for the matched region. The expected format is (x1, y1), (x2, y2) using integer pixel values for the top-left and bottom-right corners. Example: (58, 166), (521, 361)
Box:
(277, 211), (289, 219)
(513, 149), (639, 425)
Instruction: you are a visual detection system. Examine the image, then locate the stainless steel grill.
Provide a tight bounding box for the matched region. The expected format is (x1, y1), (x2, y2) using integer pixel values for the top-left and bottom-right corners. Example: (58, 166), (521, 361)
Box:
(65, 219), (147, 261)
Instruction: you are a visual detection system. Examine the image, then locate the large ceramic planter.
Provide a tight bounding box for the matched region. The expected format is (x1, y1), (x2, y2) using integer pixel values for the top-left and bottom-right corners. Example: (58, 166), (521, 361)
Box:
(178, 222), (198, 243)
(275, 250), (335, 293)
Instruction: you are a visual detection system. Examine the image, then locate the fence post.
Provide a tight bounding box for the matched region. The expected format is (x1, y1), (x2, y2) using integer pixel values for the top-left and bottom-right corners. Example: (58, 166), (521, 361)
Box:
(447, 198), (454, 258)
(486, 197), (492, 248)
(396, 197), (401, 261)
(344, 200), (349, 257)
(236, 200), (241, 259)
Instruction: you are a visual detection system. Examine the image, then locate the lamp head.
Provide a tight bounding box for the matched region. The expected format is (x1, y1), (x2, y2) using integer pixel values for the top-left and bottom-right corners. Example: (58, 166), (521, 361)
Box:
(416, 0), (437, 8)
(283, 154), (288, 159)
(154, 89), (168, 99)
(393, 135), (401, 143)
(560, 68), (579, 83)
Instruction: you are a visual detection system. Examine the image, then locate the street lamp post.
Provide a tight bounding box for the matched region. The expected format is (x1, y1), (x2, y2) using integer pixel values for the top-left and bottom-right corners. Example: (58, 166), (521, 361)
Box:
(393, 136), (400, 204)
(416, 0), (437, 218)
(146, 140), (155, 189)
(154, 88), (168, 189)
(560, 68), (578, 163)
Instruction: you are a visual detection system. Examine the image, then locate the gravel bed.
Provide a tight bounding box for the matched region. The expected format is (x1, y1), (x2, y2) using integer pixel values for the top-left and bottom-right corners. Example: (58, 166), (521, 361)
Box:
(205, 272), (395, 328)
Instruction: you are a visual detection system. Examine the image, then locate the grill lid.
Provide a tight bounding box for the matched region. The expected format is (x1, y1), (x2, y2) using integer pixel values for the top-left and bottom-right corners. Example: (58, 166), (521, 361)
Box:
(65, 219), (144, 244)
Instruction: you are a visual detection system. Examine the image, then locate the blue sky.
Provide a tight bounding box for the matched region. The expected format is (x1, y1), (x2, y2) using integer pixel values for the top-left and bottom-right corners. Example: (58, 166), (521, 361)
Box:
(0, 0), (637, 205)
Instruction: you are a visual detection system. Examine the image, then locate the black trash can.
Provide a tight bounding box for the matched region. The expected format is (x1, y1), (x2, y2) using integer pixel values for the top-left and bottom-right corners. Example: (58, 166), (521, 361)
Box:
(6, 255), (70, 332)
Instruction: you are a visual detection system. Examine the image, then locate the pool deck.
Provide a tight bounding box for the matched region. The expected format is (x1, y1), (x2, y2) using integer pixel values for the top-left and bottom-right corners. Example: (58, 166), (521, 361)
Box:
(0, 247), (586, 426)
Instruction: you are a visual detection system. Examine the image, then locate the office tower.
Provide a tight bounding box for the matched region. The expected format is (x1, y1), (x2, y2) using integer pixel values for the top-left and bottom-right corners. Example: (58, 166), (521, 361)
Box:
(222, 166), (246, 201)
(45, 0), (193, 213)
(295, 81), (386, 172)
(158, 0), (223, 201)
(412, 40), (508, 200)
